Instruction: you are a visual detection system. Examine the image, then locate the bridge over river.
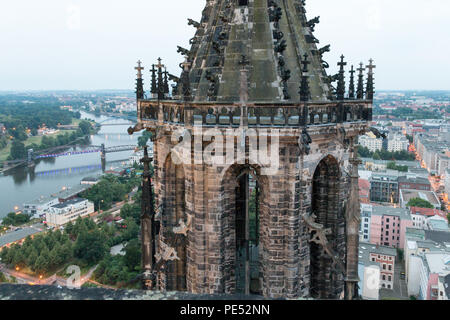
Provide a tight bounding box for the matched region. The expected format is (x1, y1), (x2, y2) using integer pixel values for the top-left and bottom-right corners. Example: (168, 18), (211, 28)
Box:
(29, 144), (137, 163)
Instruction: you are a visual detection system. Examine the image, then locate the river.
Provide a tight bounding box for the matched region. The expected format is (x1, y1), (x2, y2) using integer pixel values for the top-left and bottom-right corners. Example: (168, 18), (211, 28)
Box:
(0, 111), (143, 218)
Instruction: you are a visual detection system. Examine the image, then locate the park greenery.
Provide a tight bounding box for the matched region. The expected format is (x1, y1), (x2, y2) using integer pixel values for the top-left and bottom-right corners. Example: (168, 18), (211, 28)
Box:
(374, 106), (443, 120)
(406, 198), (434, 209)
(387, 162), (408, 172)
(7, 120), (95, 160)
(92, 239), (142, 288)
(0, 97), (80, 131)
(357, 146), (416, 161)
(81, 174), (141, 211)
(0, 215), (140, 280)
(0, 212), (31, 227)
(0, 166), (148, 287)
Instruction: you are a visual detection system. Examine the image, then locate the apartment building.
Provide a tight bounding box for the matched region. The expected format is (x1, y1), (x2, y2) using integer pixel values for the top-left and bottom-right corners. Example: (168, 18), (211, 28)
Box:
(358, 242), (397, 299)
(45, 198), (94, 227)
(369, 171), (400, 203)
(370, 206), (413, 249)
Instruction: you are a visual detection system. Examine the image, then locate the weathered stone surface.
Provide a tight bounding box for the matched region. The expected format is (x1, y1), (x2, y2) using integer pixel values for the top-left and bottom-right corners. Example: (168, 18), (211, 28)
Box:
(132, 0), (372, 301)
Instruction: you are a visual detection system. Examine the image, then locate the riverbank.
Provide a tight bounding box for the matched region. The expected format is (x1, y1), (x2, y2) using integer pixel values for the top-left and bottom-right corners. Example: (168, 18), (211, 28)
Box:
(0, 117), (96, 165)
(0, 111), (139, 217)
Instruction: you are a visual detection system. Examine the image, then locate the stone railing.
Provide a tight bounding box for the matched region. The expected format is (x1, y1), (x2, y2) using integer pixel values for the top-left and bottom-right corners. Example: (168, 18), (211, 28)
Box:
(138, 100), (372, 128)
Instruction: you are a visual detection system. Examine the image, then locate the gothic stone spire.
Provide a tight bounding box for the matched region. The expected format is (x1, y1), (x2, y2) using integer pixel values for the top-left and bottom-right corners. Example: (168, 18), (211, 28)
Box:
(336, 55), (347, 100)
(366, 59), (376, 101)
(348, 65), (355, 100)
(135, 60), (145, 100)
(357, 63), (365, 100)
(150, 64), (157, 98)
(140, 146), (156, 289)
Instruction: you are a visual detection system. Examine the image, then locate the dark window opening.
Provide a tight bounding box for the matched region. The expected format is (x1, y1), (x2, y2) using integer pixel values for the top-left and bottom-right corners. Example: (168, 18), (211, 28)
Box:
(235, 172), (261, 295)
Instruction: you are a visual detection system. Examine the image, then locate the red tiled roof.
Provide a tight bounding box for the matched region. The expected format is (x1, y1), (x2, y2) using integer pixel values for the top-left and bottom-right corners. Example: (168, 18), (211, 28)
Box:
(410, 207), (448, 221)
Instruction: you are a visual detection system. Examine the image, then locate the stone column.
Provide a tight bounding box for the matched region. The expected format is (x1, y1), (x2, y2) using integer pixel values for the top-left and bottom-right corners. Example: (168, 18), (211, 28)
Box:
(345, 139), (361, 300)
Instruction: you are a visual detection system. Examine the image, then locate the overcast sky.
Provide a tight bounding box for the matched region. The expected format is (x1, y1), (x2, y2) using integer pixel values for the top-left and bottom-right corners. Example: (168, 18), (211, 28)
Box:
(0, 0), (449, 91)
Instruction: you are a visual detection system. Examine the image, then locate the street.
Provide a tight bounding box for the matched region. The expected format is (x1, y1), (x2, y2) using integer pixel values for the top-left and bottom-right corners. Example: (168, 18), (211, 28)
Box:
(380, 261), (409, 300)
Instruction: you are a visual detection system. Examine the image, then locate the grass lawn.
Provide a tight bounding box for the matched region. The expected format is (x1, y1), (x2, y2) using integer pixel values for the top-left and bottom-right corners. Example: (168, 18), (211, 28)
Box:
(0, 144), (11, 162)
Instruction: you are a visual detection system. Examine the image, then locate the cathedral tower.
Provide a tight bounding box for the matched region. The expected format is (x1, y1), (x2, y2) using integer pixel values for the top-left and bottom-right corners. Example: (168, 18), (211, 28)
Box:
(130, 0), (374, 299)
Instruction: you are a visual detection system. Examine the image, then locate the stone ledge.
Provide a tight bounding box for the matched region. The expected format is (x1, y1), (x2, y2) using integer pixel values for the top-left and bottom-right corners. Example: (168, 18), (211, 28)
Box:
(0, 284), (267, 300)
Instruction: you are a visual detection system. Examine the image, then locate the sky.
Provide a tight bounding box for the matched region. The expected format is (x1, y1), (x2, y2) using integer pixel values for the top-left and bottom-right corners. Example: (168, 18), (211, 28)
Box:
(0, 0), (449, 91)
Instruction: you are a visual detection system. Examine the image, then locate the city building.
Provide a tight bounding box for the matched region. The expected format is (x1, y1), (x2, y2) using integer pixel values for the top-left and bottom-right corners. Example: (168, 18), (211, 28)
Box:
(129, 150), (144, 166)
(399, 189), (441, 209)
(369, 171), (400, 203)
(398, 176), (431, 192)
(370, 206), (413, 249)
(408, 167), (430, 179)
(410, 207), (448, 230)
(53, 184), (92, 202)
(426, 216), (450, 232)
(360, 204), (372, 242)
(359, 179), (371, 204)
(45, 198), (94, 227)
(404, 228), (450, 299)
(387, 134), (410, 152)
(414, 134), (450, 176)
(408, 252), (450, 300)
(358, 242), (397, 299)
(23, 195), (60, 219)
(80, 176), (100, 185)
(359, 132), (383, 152)
(444, 168), (450, 196)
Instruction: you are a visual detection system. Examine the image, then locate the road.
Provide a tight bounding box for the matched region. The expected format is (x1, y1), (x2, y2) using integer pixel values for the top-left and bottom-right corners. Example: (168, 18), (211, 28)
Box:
(380, 261), (409, 300)
(0, 263), (99, 288)
(0, 223), (45, 248)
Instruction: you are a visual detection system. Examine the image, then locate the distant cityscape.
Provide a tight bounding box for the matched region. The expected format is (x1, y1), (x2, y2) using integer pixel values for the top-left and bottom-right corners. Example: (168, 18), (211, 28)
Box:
(356, 90), (450, 300)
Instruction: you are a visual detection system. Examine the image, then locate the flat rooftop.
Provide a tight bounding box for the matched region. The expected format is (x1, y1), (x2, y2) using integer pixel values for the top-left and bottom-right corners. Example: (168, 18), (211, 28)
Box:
(372, 206), (411, 220)
(359, 242), (397, 267)
(400, 189), (440, 206)
(51, 198), (87, 209)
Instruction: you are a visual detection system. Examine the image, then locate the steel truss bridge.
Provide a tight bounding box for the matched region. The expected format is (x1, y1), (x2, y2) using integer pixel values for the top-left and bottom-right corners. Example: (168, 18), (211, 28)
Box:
(31, 144), (137, 161)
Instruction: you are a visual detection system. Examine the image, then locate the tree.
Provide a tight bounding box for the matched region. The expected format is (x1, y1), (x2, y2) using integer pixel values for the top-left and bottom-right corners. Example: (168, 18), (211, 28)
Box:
(74, 229), (108, 264)
(26, 248), (39, 268)
(387, 162), (408, 172)
(137, 131), (152, 148)
(34, 254), (49, 275)
(406, 135), (413, 144)
(407, 198), (434, 209)
(0, 271), (8, 283)
(78, 120), (93, 135)
(1, 212), (31, 226)
(10, 140), (26, 160)
(124, 239), (141, 271)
